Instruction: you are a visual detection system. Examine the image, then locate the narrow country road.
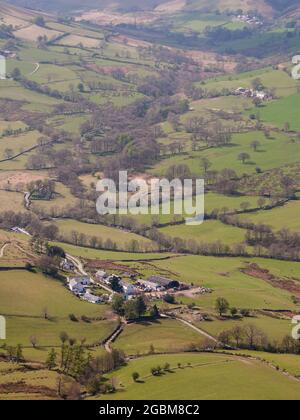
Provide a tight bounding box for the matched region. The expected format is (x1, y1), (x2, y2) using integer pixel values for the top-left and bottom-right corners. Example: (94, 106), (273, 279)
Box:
(104, 323), (124, 354)
(66, 253), (88, 276)
(0, 243), (9, 258)
(29, 63), (40, 76)
(24, 192), (31, 210)
(66, 253), (114, 294)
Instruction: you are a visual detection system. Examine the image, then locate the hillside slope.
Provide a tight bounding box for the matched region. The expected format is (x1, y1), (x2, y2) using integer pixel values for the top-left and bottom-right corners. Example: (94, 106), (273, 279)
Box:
(4, 0), (299, 15)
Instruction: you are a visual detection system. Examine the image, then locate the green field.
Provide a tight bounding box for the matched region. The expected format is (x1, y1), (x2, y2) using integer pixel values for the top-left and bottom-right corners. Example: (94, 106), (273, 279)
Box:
(239, 201), (300, 232)
(32, 183), (79, 214)
(0, 269), (117, 361)
(228, 350), (300, 377)
(200, 315), (291, 342)
(0, 270), (109, 317)
(160, 219), (246, 246)
(151, 130), (300, 177)
(132, 193), (267, 227)
(113, 319), (205, 355)
(54, 219), (158, 251)
(100, 353), (300, 400)
(51, 241), (174, 261)
(145, 255), (300, 310)
(0, 131), (41, 160)
(248, 93), (300, 131)
(201, 68), (298, 98)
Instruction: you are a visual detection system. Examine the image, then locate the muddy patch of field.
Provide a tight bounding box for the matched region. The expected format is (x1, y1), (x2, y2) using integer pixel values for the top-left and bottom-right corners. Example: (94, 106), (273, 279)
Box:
(242, 263), (300, 297)
(85, 259), (138, 274)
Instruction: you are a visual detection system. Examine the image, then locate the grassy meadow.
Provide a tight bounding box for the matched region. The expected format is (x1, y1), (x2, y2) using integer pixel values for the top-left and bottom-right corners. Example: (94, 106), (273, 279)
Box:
(100, 353), (300, 400)
(112, 319), (205, 356)
(54, 219), (159, 251)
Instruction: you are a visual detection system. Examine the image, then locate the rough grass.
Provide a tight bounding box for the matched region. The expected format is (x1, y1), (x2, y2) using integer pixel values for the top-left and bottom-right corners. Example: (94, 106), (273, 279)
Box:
(56, 34), (101, 48)
(13, 25), (63, 42)
(0, 190), (24, 212)
(0, 131), (41, 160)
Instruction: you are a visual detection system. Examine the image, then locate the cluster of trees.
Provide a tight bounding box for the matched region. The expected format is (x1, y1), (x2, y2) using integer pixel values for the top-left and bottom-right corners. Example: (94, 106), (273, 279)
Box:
(204, 26), (254, 43)
(148, 228), (248, 256)
(0, 126), (31, 138)
(219, 324), (300, 355)
(0, 24), (13, 39)
(2, 343), (24, 363)
(111, 295), (149, 320)
(28, 179), (56, 200)
(186, 117), (232, 149)
(246, 226), (300, 261)
(44, 337), (125, 399)
(18, 77), (86, 102)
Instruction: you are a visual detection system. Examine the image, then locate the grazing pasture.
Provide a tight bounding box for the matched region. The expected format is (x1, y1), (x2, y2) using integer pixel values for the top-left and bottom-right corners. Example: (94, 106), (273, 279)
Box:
(201, 68), (298, 98)
(56, 34), (101, 48)
(13, 25), (63, 42)
(51, 240), (174, 261)
(0, 361), (65, 400)
(239, 201), (300, 233)
(200, 315), (291, 342)
(151, 130), (300, 177)
(54, 219), (159, 251)
(0, 131), (41, 160)
(101, 353), (300, 400)
(159, 219), (247, 246)
(248, 93), (300, 131)
(0, 270), (107, 317)
(112, 319), (205, 355)
(0, 190), (24, 212)
(147, 255), (300, 310)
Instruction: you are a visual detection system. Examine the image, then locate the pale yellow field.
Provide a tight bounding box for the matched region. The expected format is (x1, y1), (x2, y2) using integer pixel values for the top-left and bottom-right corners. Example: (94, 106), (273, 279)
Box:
(0, 190), (24, 212)
(0, 14), (29, 29)
(14, 25), (63, 42)
(56, 34), (101, 48)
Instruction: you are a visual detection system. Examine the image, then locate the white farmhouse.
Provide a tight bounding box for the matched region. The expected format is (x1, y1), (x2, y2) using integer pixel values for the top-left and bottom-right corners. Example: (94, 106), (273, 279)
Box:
(122, 282), (137, 299)
(69, 279), (85, 294)
(68, 276), (91, 294)
(83, 292), (101, 304)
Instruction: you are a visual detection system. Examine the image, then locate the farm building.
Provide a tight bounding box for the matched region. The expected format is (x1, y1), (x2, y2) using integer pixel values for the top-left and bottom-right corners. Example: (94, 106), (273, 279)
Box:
(95, 270), (107, 280)
(60, 258), (75, 271)
(148, 276), (180, 290)
(121, 282), (138, 299)
(68, 276), (91, 293)
(137, 279), (162, 292)
(82, 291), (102, 304)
